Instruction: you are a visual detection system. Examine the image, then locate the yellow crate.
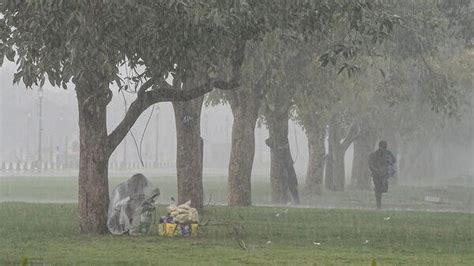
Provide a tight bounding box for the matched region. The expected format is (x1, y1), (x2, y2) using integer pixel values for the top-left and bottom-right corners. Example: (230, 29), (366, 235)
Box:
(158, 223), (198, 237)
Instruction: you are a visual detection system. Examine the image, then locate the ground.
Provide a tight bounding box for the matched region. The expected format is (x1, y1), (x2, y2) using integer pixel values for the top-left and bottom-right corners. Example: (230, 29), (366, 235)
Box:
(0, 174), (473, 265)
(1, 203), (473, 265)
(1, 173), (472, 212)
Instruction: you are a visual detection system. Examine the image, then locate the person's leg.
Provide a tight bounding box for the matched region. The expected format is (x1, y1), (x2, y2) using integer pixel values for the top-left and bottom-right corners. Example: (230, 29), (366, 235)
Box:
(373, 176), (382, 209)
(375, 191), (382, 209)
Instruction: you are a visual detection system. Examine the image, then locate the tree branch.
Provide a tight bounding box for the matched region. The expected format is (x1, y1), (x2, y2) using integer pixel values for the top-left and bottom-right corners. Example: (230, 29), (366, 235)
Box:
(145, 80), (213, 102)
(224, 39), (247, 108)
(213, 79), (240, 91)
(340, 124), (359, 152)
(137, 77), (156, 96)
(107, 77), (238, 154)
(107, 39), (245, 155)
(107, 94), (150, 155)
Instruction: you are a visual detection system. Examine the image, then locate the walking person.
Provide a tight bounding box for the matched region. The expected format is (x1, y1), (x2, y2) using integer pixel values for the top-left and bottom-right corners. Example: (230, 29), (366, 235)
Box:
(369, 141), (396, 209)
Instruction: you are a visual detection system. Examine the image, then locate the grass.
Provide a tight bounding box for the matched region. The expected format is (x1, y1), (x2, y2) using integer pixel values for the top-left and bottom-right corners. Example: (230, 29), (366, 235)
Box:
(1, 174), (473, 212)
(0, 174), (473, 264)
(0, 202), (473, 265)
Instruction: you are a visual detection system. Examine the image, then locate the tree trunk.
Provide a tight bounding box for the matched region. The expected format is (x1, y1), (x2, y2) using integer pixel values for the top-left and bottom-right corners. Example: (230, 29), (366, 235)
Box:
(227, 91), (260, 206)
(173, 96), (204, 210)
(266, 111), (300, 204)
(285, 143), (300, 204)
(77, 86), (110, 234)
(267, 118), (289, 204)
(333, 149), (345, 191)
(324, 115), (338, 190)
(304, 120), (325, 195)
(73, 60), (233, 234)
(351, 121), (377, 190)
(325, 114), (358, 192)
(385, 131), (400, 184)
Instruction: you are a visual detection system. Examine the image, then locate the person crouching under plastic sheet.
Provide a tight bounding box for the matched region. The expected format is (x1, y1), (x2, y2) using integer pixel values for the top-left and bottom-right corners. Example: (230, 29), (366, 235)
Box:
(107, 173), (160, 235)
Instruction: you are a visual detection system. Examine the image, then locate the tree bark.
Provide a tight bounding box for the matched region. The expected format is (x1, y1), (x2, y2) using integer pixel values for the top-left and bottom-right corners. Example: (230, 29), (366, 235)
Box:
(304, 119), (326, 195)
(173, 96), (204, 210)
(76, 84), (110, 234)
(332, 148), (346, 191)
(324, 115), (338, 190)
(385, 131), (400, 184)
(227, 91), (260, 206)
(325, 114), (358, 191)
(72, 66), (239, 234)
(285, 143), (300, 204)
(225, 40), (262, 206)
(351, 120), (377, 190)
(266, 111), (300, 204)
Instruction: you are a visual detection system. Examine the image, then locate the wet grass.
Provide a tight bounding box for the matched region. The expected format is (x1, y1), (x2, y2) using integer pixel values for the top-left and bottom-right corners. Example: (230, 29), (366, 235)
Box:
(1, 174), (472, 212)
(0, 202), (473, 265)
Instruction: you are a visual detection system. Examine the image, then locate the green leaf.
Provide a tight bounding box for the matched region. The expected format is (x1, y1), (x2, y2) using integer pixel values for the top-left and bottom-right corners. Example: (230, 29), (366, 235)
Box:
(6, 49), (15, 62)
(13, 71), (22, 84)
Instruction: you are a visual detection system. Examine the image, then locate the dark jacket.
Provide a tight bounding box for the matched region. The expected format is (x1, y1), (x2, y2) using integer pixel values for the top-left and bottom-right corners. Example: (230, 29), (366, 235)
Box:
(369, 149), (396, 179)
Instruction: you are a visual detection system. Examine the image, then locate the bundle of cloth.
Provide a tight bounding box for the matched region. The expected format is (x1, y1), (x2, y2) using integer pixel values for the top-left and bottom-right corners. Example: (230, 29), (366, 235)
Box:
(166, 201), (199, 224)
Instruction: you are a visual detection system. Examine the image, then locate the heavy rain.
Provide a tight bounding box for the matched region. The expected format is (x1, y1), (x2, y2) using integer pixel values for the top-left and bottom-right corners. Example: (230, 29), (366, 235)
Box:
(0, 1), (473, 265)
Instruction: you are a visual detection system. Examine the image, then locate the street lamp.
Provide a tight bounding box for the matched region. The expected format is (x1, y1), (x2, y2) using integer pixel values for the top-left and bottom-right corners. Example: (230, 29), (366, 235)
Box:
(26, 112), (31, 161)
(155, 106), (160, 164)
(58, 116), (64, 166)
(38, 88), (43, 169)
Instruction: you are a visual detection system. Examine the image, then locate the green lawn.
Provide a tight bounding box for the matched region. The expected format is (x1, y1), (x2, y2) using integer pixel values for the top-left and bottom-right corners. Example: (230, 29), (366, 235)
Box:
(1, 174), (472, 212)
(0, 203), (473, 265)
(1, 175), (472, 264)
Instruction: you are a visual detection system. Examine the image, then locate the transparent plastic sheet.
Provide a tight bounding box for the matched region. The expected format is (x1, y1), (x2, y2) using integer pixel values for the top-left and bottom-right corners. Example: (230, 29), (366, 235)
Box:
(107, 174), (160, 235)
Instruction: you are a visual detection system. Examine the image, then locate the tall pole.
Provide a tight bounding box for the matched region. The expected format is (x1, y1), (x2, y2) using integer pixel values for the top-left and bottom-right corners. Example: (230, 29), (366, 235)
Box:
(49, 135), (53, 163)
(122, 98), (128, 169)
(155, 106), (160, 163)
(65, 136), (68, 169)
(203, 112), (209, 161)
(57, 116), (64, 167)
(38, 88), (43, 168)
(122, 136), (127, 166)
(26, 113), (31, 161)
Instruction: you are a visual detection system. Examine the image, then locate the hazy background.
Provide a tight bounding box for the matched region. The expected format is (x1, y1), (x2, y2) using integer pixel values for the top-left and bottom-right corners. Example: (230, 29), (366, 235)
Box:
(0, 61), (313, 179)
(1, 61), (472, 184)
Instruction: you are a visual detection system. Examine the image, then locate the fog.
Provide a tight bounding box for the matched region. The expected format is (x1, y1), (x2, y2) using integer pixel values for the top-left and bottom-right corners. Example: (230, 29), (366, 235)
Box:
(0, 64), (309, 178)
(1, 60), (472, 186)
(1, 2), (474, 264)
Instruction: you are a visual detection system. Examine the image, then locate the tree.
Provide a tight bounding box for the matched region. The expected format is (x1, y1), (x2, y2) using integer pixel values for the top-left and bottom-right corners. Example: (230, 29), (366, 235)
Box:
(320, 0), (473, 191)
(348, 65), (390, 190)
(178, 0), (361, 207)
(224, 40), (266, 206)
(349, 0), (474, 186)
(207, 0), (353, 205)
(262, 33), (305, 204)
(290, 1), (406, 193)
(293, 56), (339, 195)
(0, 1), (242, 234)
(171, 65), (207, 210)
(220, 0), (403, 203)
